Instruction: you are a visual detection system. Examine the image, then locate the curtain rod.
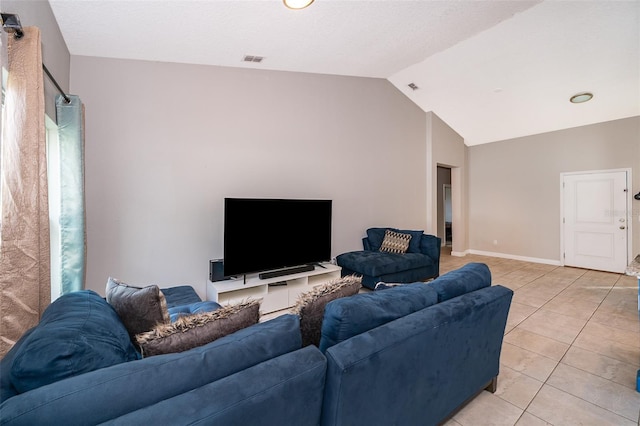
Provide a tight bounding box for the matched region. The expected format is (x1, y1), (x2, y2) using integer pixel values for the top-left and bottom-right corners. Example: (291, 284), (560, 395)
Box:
(1, 12), (71, 104)
(42, 64), (71, 104)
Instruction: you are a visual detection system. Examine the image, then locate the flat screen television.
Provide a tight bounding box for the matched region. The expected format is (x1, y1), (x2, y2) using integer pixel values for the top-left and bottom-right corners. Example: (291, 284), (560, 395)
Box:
(223, 198), (332, 277)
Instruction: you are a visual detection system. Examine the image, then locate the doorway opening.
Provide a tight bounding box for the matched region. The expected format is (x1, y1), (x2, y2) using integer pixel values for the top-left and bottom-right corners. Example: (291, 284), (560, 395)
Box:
(437, 166), (452, 247)
(444, 184), (452, 246)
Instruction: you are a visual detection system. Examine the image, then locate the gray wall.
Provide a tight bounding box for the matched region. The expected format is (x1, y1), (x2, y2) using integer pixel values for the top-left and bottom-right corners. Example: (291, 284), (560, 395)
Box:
(0, 0), (70, 118)
(70, 56), (427, 297)
(427, 112), (467, 255)
(468, 116), (640, 263)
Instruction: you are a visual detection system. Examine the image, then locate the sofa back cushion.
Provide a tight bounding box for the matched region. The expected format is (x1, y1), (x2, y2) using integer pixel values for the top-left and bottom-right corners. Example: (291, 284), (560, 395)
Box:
(318, 283), (437, 352)
(102, 346), (327, 426)
(160, 285), (202, 308)
(0, 314), (303, 425)
(321, 285), (513, 426)
(292, 275), (362, 347)
(429, 262), (492, 302)
(5, 290), (140, 396)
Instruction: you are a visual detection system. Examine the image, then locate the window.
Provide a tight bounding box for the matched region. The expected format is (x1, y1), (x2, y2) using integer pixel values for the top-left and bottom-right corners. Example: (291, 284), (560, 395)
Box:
(46, 115), (61, 301)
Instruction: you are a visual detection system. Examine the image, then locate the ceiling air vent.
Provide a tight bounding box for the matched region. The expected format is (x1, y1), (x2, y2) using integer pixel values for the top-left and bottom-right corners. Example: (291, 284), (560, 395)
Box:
(408, 83), (419, 91)
(243, 55), (264, 63)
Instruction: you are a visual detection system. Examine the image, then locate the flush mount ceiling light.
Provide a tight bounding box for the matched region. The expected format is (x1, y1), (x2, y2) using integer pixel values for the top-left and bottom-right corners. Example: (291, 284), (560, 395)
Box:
(569, 92), (593, 104)
(283, 0), (314, 10)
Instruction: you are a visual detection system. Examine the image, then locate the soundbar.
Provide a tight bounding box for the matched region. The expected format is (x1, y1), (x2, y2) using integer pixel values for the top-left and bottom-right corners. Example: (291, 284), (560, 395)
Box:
(259, 264), (315, 280)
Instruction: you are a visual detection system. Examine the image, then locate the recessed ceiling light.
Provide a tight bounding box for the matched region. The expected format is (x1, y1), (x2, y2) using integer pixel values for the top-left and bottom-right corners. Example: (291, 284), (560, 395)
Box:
(570, 92), (593, 104)
(283, 0), (314, 10)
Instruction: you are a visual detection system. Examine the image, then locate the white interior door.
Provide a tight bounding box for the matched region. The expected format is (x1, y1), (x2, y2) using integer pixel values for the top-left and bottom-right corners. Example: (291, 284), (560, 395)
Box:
(562, 170), (629, 273)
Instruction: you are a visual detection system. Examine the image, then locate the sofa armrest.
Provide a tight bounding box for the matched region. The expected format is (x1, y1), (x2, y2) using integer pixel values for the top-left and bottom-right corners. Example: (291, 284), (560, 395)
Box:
(362, 237), (372, 251)
(419, 234), (441, 261)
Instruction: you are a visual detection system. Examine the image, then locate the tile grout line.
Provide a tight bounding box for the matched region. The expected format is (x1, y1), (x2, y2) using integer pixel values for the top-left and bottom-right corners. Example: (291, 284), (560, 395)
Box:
(521, 277), (631, 422)
(441, 252), (639, 425)
(501, 264), (581, 426)
(497, 266), (637, 424)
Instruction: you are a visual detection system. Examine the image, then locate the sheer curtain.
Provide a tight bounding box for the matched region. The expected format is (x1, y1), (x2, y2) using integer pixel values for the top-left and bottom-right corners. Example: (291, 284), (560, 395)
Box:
(0, 27), (50, 357)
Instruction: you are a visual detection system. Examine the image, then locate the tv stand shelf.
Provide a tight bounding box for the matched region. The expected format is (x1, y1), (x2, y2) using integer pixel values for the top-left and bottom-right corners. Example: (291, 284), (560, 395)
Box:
(206, 263), (342, 314)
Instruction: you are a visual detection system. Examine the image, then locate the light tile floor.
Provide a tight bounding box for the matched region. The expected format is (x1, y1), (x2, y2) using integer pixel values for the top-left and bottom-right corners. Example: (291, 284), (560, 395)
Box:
(439, 249), (640, 426)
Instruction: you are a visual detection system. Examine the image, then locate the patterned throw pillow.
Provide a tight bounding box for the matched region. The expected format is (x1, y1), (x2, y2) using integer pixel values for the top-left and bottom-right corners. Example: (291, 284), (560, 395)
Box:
(105, 277), (171, 340)
(379, 229), (412, 254)
(292, 275), (362, 347)
(135, 299), (261, 357)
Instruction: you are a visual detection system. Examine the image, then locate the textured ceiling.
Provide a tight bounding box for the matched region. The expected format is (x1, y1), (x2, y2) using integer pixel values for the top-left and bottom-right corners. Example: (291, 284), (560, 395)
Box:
(48, 0), (640, 145)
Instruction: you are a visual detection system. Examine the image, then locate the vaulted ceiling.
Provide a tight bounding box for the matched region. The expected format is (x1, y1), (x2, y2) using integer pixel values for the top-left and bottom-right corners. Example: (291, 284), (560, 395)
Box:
(49, 0), (640, 145)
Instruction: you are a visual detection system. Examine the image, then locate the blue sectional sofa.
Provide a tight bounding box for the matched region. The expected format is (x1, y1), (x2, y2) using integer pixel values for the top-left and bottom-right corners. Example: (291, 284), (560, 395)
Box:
(337, 227), (441, 289)
(0, 263), (512, 425)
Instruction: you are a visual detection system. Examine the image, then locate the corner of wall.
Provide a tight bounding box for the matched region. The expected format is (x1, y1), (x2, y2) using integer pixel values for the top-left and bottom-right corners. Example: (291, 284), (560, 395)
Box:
(426, 111), (468, 253)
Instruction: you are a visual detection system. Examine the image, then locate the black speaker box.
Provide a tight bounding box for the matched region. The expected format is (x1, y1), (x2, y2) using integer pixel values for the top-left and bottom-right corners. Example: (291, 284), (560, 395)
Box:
(209, 259), (231, 282)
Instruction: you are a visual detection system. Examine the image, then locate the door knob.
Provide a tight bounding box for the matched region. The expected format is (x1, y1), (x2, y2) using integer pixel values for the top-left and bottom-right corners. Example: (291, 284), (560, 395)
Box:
(620, 226), (626, 230)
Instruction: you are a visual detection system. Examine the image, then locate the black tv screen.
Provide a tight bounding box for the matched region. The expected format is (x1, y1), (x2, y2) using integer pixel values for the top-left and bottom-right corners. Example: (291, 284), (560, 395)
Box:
(223, 198), (332, 277)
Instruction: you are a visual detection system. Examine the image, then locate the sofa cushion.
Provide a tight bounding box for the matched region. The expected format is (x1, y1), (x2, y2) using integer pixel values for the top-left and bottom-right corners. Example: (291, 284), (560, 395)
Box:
(292, 275), (362, 347)
(428, 262), (492, 302)
(106, 277), (171, 339)
(7, 290), (139, 394)
(318, 282), (438, 352)
(136, 300), (260, 357)
(379, 229), (412, 254)
(337, 250), (434, 277)
(367, 228), (423, 253)
(168, 300), (222, 322)
(161, 285), (203, 308)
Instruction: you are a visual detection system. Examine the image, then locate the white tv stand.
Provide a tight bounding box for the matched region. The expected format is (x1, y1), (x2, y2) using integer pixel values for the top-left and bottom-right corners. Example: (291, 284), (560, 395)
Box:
(206, 263), (342, 314)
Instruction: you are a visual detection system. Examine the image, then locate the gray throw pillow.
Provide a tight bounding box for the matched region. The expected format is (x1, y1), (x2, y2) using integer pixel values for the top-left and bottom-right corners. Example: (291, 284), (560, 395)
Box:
(135, 299), (261, 357)
(105, 277), (171, 340)
(292, 275), (362, 347)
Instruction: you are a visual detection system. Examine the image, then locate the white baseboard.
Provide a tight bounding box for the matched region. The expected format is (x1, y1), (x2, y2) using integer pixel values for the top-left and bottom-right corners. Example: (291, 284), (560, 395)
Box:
(461, 249), (562, 266)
